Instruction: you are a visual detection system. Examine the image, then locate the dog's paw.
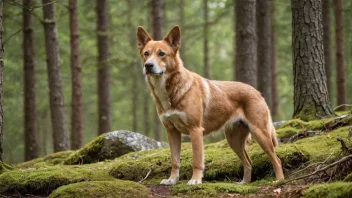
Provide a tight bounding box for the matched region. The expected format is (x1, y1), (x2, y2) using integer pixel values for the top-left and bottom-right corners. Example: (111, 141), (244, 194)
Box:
(160, 178), (179, 185)
(187, 179), (202, 185)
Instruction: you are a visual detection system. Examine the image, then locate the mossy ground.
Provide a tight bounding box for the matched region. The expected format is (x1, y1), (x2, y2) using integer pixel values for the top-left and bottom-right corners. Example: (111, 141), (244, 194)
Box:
(0, 161), (13, 175)
(2, 114), (351, 197)
(172, 182), (258, 197)
(49, 180), (148, 198)
(303, 182), (352, 198)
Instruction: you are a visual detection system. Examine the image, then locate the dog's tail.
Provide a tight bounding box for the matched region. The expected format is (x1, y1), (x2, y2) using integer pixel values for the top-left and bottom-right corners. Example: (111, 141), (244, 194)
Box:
(268, 109), (279, 147)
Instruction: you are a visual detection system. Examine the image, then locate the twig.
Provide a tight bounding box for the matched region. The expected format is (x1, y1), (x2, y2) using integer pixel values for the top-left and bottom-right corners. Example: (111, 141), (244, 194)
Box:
(333, 104), (352, 112)
(292, 143), (304, 156)
(138, 169), (152, 184)
(289, 150), (336, 177)
(283, 154), (352, 184)
(3, 28), (23, 46)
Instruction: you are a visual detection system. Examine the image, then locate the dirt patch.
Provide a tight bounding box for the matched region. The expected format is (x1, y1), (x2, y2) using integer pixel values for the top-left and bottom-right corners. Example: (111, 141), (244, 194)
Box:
(146, 184), (171, 197)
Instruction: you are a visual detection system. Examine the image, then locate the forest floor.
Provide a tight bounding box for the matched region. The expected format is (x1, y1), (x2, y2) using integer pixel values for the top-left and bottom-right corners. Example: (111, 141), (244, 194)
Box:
(0, 112), (352, 197)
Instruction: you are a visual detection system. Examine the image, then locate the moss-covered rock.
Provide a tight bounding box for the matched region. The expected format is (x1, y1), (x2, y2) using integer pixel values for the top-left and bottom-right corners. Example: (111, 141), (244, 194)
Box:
(64, 130), (167, 165)
(172, 182), (258, 196)
(276, 127), (301, 139)
(16, 151), (74, 169)
(0, 164), (116, 196)
(303, 182), (352, 198)
(0, 161), (13, 175)
(49, 181), (148, 198)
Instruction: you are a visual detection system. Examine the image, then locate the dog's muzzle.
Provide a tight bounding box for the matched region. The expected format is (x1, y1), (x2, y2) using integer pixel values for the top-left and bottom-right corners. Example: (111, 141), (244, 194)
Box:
(144, 63), (164, 75)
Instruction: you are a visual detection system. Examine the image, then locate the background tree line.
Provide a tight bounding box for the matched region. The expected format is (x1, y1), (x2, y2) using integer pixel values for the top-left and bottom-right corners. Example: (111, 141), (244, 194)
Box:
(0, 0), (351, 164)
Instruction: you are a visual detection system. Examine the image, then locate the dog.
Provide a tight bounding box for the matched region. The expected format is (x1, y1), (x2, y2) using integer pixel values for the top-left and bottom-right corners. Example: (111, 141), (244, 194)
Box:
(136, 26), (284, 185)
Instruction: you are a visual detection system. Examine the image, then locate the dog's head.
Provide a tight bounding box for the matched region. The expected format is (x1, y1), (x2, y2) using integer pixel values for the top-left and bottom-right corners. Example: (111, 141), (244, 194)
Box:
(136, 26), (181, 76)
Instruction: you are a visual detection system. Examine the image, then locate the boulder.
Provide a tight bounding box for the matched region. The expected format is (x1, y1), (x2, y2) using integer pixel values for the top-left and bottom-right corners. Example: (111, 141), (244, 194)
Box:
(64, 130), (168, 165)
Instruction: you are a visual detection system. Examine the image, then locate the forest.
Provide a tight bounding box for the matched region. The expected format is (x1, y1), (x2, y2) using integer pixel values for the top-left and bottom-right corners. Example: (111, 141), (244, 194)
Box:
(0, 0), (352, 197)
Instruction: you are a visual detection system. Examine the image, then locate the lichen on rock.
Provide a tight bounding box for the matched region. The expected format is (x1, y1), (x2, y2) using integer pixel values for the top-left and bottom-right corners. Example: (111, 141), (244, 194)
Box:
(64, 130), (168, 165)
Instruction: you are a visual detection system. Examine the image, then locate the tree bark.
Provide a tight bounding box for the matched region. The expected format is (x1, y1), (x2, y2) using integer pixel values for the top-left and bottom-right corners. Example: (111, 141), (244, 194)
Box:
(234, 0), (257, 87)
(291, 0), (334, 121)
(322, 0), (332, 100)
(151, 0), (163, 141)
(270, 0), (279, 120)
(69, 0), (83, 149)
(203, 0), (209, 78)
(179, 0), (186, 65)
(256, 0), (272, 108)
(23, 0), (40, 160)
(333, 0), (347, 109)
(42, 0), (68, 152)
(0, 0), (3, 161)
(96, 0), (112, 134)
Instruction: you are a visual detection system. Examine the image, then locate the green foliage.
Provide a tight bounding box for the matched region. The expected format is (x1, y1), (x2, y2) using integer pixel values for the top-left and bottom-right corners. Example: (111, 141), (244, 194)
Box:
(304, 182), (352, 198)
(49, 181), (148, 198)
(16, 151), (74, 169)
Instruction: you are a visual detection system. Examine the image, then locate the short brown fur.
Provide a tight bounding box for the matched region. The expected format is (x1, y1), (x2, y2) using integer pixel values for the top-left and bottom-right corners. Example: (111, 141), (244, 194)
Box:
(137, 26), (284, 185)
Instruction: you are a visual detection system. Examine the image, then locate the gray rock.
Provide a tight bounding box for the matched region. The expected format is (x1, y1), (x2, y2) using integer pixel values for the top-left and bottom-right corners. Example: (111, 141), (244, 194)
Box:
(64, 130), (168, 165)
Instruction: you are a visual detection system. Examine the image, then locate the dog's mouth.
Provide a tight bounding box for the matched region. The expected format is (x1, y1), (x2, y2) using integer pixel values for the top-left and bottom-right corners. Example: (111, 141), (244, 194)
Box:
(145, 69), (165, 76)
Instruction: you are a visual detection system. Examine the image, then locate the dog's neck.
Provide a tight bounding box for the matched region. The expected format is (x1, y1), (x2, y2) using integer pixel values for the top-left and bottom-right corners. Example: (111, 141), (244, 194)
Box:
(146, 56), (193, 112)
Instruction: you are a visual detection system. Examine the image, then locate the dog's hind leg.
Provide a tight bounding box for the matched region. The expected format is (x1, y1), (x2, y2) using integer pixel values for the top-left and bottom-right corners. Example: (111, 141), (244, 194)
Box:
(160, 127), (181, 185)
(225, 122), (252, 183)
(251, 125), (284, 181)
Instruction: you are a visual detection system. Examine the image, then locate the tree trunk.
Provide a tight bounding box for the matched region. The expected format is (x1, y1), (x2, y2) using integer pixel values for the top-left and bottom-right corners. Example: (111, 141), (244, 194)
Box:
(69, 0), (83, 149)
(151, 0), (163, 141)
(179, 0), (186, 65)
(96, 0), (112, 134)
(322, 0), (332, 100)
(23, 0), (40, 160)
(234, 0), (257, 87)
(0, 0), (3, 161)
(334, 0), (347, 109)
(42, 0), (68, 152)
(203, 0), (209, 78)
(127, 0), (138, 132)
(256, 0), (272, 108)
(270, 0), (279, 120)
(291, 0), (334, 121)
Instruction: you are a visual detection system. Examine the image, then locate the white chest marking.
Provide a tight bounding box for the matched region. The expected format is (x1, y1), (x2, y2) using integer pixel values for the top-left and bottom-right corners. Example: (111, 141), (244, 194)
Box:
(160, 110), (188, 134)
(150, 74), (171, 111)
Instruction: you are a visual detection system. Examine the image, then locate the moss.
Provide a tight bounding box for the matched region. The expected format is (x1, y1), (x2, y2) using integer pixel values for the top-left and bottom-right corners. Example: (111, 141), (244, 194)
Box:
(0, 164), (117, 196)
(172, 182), (258, 196)
(344, 173), (352, 182)
(16, 151), (74, 169)
(110, 139), (309, 182)
(0, 161), (13, 175)
(276, 127), (300, 139)
(49, 180), (148, 198)
(304, 182), (352, 198)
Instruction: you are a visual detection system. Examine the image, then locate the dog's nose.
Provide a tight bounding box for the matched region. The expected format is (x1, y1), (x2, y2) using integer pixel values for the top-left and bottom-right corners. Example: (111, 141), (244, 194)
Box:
(144, 63), (154, 69)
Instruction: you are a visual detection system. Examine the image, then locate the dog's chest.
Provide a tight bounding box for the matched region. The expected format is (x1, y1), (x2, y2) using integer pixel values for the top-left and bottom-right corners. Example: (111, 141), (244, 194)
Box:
(159, 110), (188, 134)
(150, 75), (171, 111)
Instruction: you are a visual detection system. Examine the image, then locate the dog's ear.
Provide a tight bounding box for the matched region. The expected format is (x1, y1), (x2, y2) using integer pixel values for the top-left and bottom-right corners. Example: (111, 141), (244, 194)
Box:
(163, 26), (181, 52)
(137, 26), (152, 51)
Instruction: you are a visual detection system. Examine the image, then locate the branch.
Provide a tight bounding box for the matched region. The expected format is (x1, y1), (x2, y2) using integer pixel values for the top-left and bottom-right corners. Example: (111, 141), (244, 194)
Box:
(3, 28), (23, 46)
(283, 154), (352, 184)
(138, 169), (152, 184)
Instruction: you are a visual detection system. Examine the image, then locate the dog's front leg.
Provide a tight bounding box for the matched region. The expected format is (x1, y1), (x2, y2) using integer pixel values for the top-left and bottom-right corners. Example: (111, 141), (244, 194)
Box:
(160, 127), (181, 185)
(187, 127), (204, 185)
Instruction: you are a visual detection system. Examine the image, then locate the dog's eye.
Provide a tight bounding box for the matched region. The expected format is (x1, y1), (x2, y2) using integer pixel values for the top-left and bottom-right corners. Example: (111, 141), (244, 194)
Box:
(144, 51), (149, 56)
(159, 51), (165, 57)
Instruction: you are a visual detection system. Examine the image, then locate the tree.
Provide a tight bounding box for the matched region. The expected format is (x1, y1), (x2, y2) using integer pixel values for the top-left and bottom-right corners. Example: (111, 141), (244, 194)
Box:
(291, 0), (334, 121)
(96, 0), (112, 135)
(256, 0), (272, 108)
(334, 0), (347, 109)
(151, 0), (163, 141)
(179, 0), (186, 65)
(270, 0), (279, 119)
(322, 0), (332, 99)
(42, 0), (68, 152)
(0, 0), (3, 161)
(69, 0), (83, 149)
(234, 0), (257, 87)
(23, 0), (40, 160)
(203, 0), (209, 78)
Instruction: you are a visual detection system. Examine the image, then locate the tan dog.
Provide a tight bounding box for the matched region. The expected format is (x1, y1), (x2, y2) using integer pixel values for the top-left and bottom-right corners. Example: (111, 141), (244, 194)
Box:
(136, 26), (284, 185)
